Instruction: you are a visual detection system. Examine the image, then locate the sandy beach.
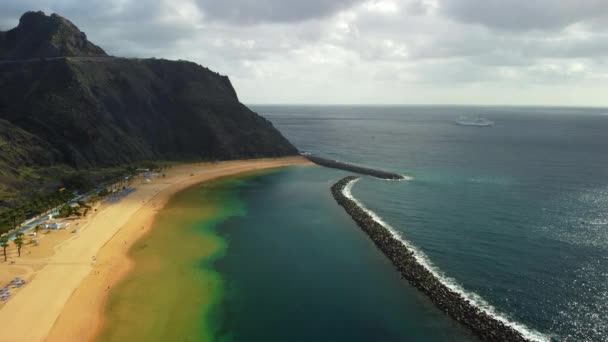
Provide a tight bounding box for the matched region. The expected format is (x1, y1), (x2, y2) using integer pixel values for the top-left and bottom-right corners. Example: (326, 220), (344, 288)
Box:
(0, 157), (311, 342)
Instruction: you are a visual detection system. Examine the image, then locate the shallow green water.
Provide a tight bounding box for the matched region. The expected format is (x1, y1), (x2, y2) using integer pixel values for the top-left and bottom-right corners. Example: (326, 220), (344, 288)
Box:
(98, 176), (248, 342)
(99, 167), (476, 341)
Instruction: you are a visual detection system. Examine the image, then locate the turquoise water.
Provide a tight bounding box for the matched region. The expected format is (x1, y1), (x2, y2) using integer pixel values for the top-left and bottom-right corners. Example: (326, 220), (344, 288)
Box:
(215, 167), (476, 341)
(251, 105), (608, 341)
(122, 106), (608, 340)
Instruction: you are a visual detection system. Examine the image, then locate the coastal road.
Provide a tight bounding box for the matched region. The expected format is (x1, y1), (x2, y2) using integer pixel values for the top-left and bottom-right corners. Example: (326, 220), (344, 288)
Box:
(0, 56), (138, 65)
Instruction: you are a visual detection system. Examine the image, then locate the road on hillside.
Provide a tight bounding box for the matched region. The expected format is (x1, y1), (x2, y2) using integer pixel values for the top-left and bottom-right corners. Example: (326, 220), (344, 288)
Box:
(0, 56), (139, 65)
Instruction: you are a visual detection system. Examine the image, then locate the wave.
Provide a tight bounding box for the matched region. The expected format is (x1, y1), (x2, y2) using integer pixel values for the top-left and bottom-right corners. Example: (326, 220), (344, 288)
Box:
(383, 175), (414, 181)
(343, 178), (549, 342)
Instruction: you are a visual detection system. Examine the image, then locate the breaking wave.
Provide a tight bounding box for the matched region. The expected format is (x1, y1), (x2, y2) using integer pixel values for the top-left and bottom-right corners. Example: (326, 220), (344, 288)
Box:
(343, 178), (549, 342)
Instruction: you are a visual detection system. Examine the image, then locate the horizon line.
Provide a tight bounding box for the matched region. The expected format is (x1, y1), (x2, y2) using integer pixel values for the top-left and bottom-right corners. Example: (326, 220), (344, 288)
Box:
(246, 103), (608, 109)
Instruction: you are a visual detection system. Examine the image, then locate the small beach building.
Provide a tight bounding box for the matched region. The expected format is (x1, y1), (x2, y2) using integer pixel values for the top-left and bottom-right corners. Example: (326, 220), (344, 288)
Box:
(48, 222), (63, 230)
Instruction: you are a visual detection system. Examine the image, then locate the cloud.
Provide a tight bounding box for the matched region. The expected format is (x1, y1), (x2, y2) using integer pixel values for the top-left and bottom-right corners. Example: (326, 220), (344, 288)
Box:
(2, 0), (608, 105)
(439, 0), (608, 32)
(195, 0), (364, 24)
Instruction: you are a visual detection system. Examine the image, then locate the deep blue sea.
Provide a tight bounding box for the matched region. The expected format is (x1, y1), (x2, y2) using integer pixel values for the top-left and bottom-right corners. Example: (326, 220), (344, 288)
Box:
(217, 105), (608, 341)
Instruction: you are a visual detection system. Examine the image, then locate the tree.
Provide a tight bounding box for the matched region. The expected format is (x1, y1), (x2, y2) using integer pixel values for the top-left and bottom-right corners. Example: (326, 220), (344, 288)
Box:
(14, 233), (24, 257)
(10, 209), (25, 229)
(61, 173), (94, 193)
(0, 235), (9, 261)
(77, 201), (91, 209)
(58, 205), (76, 218)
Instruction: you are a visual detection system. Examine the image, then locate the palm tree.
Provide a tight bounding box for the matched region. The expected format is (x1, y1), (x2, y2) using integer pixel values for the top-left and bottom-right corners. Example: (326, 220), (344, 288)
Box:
(14, 233), (24, 257)
(0, 235), (9, 261)
(11, 209), (25, 228)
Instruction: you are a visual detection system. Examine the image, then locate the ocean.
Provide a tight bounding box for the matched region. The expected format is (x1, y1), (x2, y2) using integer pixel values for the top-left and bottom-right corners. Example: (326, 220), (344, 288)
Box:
(101, 105), (608, 341)
(253, 105), (608, 341)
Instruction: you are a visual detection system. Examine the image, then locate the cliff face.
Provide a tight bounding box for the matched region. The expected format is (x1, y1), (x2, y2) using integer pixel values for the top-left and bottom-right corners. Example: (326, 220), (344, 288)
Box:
(0, 11), (298, 203)
(0, 57), (297, 167)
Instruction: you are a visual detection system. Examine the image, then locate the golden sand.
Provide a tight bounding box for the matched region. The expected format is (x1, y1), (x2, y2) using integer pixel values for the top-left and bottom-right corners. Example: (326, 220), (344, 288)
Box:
(0, 157), (312, 342)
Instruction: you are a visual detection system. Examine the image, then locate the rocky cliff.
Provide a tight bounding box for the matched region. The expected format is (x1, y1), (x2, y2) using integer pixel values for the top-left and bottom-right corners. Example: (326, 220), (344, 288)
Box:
(0, 11), (106, 59)
(0, 11), (298, 203)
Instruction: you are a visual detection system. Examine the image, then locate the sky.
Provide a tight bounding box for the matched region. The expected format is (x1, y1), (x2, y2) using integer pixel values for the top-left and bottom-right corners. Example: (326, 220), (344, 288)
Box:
(2, 0), (608, 106)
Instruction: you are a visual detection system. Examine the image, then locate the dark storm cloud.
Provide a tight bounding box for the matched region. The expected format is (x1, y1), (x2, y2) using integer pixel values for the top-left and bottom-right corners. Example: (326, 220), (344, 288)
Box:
(440, 0), (608, 31)
(196, 0), (364, 24)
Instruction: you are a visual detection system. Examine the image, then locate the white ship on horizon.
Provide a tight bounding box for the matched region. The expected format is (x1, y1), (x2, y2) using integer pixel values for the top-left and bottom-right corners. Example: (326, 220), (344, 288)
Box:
(456, 116), (494, 127)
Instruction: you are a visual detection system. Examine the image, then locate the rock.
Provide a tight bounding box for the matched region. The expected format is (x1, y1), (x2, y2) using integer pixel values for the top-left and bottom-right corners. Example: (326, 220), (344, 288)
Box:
(306, 154), (404, 180)
(0, 11), (107, 59)
(330, 176), (531, 342)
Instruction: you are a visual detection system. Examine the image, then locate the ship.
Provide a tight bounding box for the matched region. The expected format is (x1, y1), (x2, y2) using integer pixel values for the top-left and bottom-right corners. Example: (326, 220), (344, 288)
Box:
(456, 116), (494, 127)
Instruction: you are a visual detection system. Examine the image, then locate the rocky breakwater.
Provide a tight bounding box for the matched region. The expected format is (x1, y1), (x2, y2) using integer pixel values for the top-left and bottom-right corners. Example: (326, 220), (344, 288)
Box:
(305, 155), (404, 180)
(331, 176), (532, 342)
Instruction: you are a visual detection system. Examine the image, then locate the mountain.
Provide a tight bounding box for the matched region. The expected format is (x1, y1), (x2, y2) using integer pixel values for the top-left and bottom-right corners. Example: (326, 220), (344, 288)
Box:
(0, 11), (298, 205)
(0, 11), (106, 59)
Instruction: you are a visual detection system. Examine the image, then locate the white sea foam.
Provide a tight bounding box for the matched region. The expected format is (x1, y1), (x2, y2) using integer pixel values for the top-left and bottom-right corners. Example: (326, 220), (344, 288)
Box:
(342, 178), (550, 342)
(382, 175), (414, 181)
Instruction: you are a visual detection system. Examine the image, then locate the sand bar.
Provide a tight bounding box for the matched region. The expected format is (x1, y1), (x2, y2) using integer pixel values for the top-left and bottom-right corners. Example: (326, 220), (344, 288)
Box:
(0, 157), (311, 342)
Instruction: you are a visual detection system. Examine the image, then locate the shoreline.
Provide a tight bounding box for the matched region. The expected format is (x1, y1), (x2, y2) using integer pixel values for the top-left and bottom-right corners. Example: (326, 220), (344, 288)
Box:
(0, 157), (312, 342)
(95, 172), (246, 341)
(330, 176), (537, 342)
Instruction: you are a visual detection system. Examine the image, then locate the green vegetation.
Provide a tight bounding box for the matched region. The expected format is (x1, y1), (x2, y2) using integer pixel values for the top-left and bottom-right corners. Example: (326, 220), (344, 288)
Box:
(0, 162), (173, 235)
(56, 200), (92, 219)
(0, 235), (8, 261)
(61, 173), (94, 193)
(57, 205), (79, 218)
(14, 232), (24, 257)
(0, 189), (74, 235)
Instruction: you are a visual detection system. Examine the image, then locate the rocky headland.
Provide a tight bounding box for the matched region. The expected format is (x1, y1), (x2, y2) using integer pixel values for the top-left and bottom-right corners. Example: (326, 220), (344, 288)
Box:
(0, 11), (297, 209)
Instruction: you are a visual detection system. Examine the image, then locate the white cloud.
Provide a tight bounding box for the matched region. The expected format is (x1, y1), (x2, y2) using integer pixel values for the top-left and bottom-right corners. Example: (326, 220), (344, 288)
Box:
(2, 0), (608, 105)
(364, 0), (399, 14)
